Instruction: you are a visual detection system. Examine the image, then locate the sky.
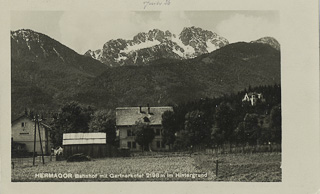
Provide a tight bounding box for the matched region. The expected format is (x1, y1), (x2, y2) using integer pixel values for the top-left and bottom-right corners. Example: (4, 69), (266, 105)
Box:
(11, 11), (280, 54)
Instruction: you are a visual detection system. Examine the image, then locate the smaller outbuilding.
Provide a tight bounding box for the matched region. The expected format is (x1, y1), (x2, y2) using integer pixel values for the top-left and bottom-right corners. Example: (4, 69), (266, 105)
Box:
(63, 133), (107, 158)
(62, 132), (125, 158)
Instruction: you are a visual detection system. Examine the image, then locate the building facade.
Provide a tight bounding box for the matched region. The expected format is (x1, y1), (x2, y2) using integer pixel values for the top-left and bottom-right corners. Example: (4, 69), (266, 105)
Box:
(62, 132), (108, 158)
(242, 92), (265, 106)
(116, 106), (173, 151)
(11, 115), (51, 155)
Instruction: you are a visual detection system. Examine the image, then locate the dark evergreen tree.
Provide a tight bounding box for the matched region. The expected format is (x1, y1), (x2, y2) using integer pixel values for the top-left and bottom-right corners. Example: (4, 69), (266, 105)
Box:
(214, 102), (236, 145)
(88, 109), (117, 146)
(211, 124), (225, 147)
(270, 104), (281, 144)
(173, 130), (191, 151)
(134, 122), (155, 152)
(161, 110), (177, 149)
(184, 110), (212, 146)
(242, 113), (261, 145)
(49, 102), (94, 147)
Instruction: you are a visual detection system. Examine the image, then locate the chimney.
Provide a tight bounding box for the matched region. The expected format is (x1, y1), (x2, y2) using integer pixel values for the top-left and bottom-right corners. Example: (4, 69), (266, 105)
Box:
(147, 103), (150, 114)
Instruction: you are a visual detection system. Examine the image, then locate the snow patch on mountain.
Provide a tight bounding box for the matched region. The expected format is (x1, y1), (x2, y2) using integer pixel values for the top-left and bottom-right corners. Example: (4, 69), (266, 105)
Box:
(124, 40), (161, 54)
(86, 49), (102, 60)
(53, 47), (65, 62)
(172, 47), (184, 58)
(172, 36), (195, 58)
(115, 54), (128, 62)
(206, 41), (219, 53)
(251, 37), (280, 51)
(85, 27), (229, 66)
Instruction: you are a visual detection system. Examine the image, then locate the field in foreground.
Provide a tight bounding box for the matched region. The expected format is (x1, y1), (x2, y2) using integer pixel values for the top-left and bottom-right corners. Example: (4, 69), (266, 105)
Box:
(11, 152), (281, 182)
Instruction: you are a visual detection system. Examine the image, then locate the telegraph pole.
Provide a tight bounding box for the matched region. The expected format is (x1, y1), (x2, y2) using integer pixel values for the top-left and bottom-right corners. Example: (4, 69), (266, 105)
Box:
(37, 116), (45, 164)
(32, 115), (37, 166)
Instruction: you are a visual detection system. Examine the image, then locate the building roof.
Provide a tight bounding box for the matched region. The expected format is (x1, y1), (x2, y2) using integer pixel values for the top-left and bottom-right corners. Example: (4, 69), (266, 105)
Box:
(116, 106), (173, 126)
(11, 114), (29, 123)
(63, 133), (106, 145)
(246, 92), (262, 96)
(11, 114), (51, 128)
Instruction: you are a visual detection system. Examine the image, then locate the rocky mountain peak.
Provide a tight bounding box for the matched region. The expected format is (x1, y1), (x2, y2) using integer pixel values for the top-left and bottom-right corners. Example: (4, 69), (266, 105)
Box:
(179, 26), (228, 56)
(11, 29), (108, 71)
(131, 29), (174, 44)
(11, 29), (36, 38)
(11, 29), (54, 59)
(85, 27), (229, 67)
(11, 29), (43, 48)
(251, 37), (280, 50)
(11, 28), (280, 119)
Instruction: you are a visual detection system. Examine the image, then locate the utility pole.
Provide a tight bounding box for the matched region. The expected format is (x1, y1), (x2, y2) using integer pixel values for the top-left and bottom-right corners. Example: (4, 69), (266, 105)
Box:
(215, 159), (219, 177)
(37, 115), (45, 164)
(32, 115), (37, 166)
(32, 114), (46, 165)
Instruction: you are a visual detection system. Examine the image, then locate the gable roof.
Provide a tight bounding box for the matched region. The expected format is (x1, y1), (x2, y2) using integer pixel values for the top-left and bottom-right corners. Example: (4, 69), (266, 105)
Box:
(63, 133), (106, 145)
(11, 114), (29, 124)
(11, 114), (51, 128)
(116, 106), (173, 126)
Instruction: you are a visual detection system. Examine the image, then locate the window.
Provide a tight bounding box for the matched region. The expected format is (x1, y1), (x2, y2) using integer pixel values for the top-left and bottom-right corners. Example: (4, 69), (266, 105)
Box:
(155, 128), (161, 136)
(127, 129), (135, 136)
(21, 122), (25, 127)
(156, 141), (161, 148)
(132, 142), (136, 149)
(128, 141), (136, 149)
(161, 141), (166, 148)
(143, 117), (150, 122)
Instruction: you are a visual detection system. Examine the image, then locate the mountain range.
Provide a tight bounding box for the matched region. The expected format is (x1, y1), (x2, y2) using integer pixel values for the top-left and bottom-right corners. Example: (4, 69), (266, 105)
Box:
(11, 28), (281, 119)
(11, 29), (109, 118)
(84, 27), (229, 66)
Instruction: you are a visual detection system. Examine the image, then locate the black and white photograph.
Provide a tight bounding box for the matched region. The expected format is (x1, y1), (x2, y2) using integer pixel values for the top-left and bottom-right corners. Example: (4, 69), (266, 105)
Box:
(10, 10), (282, 182)
(1, 0), (319, 193)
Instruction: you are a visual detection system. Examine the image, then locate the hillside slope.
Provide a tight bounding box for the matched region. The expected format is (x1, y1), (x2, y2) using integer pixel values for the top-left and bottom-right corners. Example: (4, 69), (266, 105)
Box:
(72, 42), (280, 109)
(11, 29), (280, 118)
(11, 29), (109, 118)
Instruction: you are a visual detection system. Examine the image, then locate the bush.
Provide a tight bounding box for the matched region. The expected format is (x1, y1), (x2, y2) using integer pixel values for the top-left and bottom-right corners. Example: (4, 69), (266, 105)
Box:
(118, 148), (131, 157)
(67, 153), (91, 162)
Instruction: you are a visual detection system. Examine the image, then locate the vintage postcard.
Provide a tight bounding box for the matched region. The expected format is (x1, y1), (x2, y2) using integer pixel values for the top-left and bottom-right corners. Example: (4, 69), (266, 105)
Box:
(1, 0), (319, 194)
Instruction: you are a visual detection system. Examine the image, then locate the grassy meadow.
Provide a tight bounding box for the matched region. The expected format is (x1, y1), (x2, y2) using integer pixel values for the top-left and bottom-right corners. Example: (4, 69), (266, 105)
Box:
(12, 152), (281, 182)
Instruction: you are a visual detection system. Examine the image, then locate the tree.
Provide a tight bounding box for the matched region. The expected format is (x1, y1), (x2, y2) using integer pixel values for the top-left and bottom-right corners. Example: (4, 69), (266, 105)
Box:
(241, 113), (261, 145)
(134, 122), (155, 152)
(270, 104), (281, 144)
(173, 130), (191, 151)
(184, 110), (212, 147)
(211, 124), (225, 147)
(214, 102), (236, 145)
(49, 102), (94, 147)
(234, 122), (245, 145)
(88, 110), (116, 146)
(161, 110), (177, 149)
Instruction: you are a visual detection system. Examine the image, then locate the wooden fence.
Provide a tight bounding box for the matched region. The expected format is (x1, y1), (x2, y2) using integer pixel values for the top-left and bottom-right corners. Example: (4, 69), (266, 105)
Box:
(131, 144), (281, 157)
(11, 156), (56, 168)
(203, 144), (281, 154)
(63, 144), (130, 159)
